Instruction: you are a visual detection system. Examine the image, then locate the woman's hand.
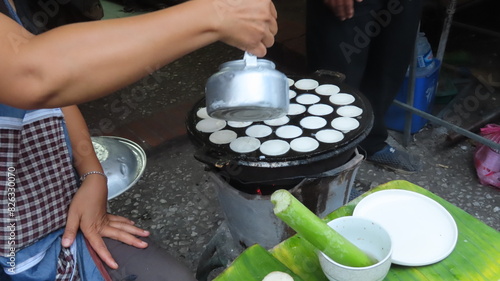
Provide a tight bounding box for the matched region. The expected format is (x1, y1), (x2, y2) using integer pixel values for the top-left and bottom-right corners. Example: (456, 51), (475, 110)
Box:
(61, 175), (150, 269)
(324, 0), (363, 21)
(212, 0), (278, 56)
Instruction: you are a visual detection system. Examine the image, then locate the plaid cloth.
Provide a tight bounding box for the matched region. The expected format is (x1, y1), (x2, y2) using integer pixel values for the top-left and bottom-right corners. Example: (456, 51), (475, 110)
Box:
(1, 109), (80, 280)
(57, 247), (81, 281)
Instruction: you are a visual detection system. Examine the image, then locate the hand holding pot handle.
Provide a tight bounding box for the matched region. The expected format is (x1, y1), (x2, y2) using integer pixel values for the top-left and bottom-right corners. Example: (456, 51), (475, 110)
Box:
(213, 0), (278, 57)
(244, 52), (258, 67)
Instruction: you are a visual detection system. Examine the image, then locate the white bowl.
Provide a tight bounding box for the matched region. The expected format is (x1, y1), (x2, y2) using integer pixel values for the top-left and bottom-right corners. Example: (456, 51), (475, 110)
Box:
(318, 216), (393, 281)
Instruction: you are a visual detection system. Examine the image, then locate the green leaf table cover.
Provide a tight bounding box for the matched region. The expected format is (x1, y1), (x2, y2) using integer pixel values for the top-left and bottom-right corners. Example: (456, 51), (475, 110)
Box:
(214, 180), (500, 281)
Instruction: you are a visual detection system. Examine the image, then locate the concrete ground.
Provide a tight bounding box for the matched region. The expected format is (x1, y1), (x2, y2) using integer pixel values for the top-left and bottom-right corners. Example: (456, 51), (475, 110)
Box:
(79, 0), (499, 278)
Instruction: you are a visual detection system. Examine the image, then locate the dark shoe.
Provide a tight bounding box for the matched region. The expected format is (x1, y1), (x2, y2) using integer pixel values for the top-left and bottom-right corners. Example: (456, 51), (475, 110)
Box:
(366, 145), (421, 173)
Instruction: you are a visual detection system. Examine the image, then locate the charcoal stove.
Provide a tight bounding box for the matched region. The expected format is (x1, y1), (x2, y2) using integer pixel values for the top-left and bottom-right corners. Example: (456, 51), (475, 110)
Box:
(187, 71), (374, 280)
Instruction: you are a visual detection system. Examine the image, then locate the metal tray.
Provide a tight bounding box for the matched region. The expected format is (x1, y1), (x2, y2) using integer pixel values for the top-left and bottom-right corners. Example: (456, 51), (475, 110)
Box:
(91, 136), (147, 200)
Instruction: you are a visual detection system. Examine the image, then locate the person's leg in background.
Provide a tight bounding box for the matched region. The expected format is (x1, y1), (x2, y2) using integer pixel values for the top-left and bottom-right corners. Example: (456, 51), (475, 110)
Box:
(306, 0), (423, 172)
(306, 0), (384, 87)
(358, 0), (423, 172)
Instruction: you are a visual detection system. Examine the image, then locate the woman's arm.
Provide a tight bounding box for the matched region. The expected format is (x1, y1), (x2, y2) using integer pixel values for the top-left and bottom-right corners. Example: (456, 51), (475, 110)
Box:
(0, 0), (277, 109)
(61, 105), (149, 269)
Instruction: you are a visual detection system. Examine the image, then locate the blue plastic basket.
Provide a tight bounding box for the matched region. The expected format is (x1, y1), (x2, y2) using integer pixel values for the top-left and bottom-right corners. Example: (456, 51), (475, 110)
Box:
(385, 59), (441, 134)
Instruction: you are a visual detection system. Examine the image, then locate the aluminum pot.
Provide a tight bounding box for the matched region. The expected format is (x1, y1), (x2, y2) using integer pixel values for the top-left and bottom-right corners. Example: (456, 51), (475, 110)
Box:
(205, 52), (289, 122)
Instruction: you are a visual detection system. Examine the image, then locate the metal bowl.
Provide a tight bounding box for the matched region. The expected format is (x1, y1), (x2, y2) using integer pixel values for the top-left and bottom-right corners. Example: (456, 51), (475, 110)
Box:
(91, 136), (147, 200)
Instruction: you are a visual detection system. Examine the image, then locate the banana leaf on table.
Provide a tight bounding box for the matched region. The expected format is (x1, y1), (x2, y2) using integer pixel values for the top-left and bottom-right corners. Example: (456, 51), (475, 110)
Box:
(213, 244), (305, 281)
(214, 180), (500, 281)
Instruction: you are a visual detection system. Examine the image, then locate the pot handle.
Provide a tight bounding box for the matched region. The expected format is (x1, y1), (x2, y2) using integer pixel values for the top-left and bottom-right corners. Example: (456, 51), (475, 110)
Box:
(194, 146), (232, 169)
(314, 69), (346, 83)
(243, 51), (258, 67)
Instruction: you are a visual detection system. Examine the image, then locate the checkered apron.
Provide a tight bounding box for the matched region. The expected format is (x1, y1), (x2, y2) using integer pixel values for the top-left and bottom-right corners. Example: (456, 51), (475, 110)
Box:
(1, 108), (80, 280)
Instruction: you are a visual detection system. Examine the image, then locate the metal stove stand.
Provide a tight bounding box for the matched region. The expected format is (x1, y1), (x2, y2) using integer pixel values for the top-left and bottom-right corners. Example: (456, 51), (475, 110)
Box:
(196, 150), (364, 281)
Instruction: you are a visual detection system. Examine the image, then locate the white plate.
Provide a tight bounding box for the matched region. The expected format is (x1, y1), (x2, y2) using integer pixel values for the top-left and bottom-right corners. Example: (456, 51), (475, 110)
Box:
(353, 190), (458, 266)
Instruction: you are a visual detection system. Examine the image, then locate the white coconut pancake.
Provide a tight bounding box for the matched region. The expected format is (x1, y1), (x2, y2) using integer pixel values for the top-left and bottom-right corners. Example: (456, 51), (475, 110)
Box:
(264, 116), (290, 126)
(259, 140), (290, 156)
(262, 271), (294, 281)
(289, 90), (297, 99)
(229, 137), (261, 153)
(209, 130), (237, 144)
(287, 103), (306, 115)
(287, 78), (295, 87)
(300, 116), (327, 130)
(245, 125), (272, 138)
(276, 125), (303, 139)
(290, 137), (319, 153)
(196, 118), (226, 133)
(331, 117), (360, 133)
(315, 129), (344, 143)
(296, 94), (321, 105)
(337, 105), (363, 117)
(227, 121), (253, 128)
(329, 93), (355, 105)
(315, 84), (340, 96)
(294, 79), (319, 90)
(308, 104), (334, 116)
(196, 107), (210, 119)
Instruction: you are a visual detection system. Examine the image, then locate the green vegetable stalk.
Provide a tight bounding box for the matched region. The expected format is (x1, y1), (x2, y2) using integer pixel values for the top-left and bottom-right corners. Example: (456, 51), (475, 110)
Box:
(271, 189), (375, 267)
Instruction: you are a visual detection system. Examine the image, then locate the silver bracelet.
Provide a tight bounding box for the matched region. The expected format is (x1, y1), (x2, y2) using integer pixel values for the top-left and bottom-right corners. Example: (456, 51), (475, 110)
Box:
(80, 171), (107, 182)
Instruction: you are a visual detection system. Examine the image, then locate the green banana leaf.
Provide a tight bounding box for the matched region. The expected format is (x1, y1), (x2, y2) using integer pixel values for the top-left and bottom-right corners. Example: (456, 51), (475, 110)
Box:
(214, 180), (500, 281)
(214, 244), (305, 281)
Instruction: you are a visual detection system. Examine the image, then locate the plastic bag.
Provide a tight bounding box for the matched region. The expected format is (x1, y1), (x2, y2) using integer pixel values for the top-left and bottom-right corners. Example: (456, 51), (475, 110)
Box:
(474, 124), (500, 188)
